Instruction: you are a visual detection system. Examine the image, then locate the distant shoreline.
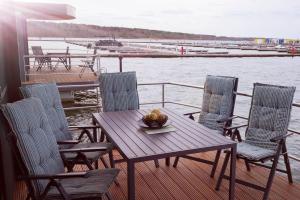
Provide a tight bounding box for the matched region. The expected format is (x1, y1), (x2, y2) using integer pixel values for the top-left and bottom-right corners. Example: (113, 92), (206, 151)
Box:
(27, 21), (254, 41)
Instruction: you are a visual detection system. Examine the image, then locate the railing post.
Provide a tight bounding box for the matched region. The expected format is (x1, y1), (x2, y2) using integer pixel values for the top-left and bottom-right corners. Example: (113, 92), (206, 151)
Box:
(119, 56), (123, 72)
(162, 84), (165, 108)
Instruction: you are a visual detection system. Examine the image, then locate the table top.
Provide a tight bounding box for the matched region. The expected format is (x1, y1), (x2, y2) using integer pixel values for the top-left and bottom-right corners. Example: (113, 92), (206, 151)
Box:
(93, 108), (236, 162)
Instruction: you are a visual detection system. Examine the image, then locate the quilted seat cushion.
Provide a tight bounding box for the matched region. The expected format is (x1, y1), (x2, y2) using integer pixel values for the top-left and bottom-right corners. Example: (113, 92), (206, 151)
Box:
(237, 142), (276, 160)
(199, 75), (236, 131)
(245, 84), (295, 150)
(46, 169), (119, 200)
(20, 83), (71, 141)
(100, 72), (139, 112)
(2, 98), (65, 194)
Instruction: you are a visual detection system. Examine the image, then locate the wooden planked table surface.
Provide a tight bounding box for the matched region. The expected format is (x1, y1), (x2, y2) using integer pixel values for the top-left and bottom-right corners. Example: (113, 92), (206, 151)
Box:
(93, 108), (237, 200)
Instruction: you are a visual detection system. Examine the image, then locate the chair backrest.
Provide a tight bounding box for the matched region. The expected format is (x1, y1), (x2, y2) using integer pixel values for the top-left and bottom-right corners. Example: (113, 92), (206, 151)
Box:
(1, 98), (64, 195)
(199, 75), (238, 131)
(31, 46), (44, 56)
(31, 46), (45, 64)
(245, 83), (295, 150)
(20, 83), (71, 141)
(100, 72), (139, 112)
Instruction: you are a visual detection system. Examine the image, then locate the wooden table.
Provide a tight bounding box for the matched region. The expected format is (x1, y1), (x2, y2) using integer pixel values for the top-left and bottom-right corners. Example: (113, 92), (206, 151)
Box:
(46, 53), (71, 70)
(92, 108), (237, 200)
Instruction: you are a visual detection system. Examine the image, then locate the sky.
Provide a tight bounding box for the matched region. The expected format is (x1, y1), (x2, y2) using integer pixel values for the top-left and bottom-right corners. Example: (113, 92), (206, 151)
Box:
(16, 0), (300, 39)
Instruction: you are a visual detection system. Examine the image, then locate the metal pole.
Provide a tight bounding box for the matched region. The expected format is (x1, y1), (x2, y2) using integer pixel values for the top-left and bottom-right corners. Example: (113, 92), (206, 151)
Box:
(119, 56), (123, 72)
(162, 84), (165, 108)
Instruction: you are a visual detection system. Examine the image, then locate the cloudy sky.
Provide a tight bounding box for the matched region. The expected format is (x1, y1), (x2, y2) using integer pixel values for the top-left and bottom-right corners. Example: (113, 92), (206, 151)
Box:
(18, 0), (300, 38)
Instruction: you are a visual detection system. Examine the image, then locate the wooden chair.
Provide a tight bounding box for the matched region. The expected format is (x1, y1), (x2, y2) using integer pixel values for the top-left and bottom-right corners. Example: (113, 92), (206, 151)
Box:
(20, 83), (114, 172)
(172, 75), (238, 177)
(31, 46), (51, 71)
(216, 83), (295, 200)
(99, 71), (160, 168)
(1, 98), (119, 200)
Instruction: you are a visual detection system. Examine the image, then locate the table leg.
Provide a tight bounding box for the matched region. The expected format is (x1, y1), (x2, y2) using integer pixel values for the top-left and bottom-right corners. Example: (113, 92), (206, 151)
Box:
(127, 161), (135, 200)
(166, 157), (170, 166)
(68, 56), (71, 70)
(229, 144), (237, 200)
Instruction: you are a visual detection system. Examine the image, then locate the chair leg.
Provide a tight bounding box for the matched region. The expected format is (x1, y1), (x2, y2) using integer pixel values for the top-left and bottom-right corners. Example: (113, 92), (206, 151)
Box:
(94, 160), (99, 169)
(154, 159), (159, 168)
(100, 157), (109, 168)
(166, 157), (170, 166)
(282, 142), (293, 183)
(244, 160), (251, 171)
(108, 151), (120, 186)
(173, 156), (180, 167)
(210, 150), (221, 177)
(105, 192), (113, 200)
(236, 132), (242, 142)
(100, 131), (106, 142)
(109, 151), (115, 168)
(215, 151), (230, 190)
(262, 144), (282, 200)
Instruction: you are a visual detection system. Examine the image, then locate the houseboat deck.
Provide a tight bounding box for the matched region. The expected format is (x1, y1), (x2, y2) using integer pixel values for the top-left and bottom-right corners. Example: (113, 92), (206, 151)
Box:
(13, 151), (300, 200)
(23, 66), (98, 85)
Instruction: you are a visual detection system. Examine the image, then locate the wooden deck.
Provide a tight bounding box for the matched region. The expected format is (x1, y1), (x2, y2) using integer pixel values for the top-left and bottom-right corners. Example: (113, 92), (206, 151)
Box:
(13, 151), (300, 200)
(23, 66), (98, 85)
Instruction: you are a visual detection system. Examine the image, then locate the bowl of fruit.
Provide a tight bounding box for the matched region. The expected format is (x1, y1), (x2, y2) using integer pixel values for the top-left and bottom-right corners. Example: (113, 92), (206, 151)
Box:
(140, 109), (169, 129)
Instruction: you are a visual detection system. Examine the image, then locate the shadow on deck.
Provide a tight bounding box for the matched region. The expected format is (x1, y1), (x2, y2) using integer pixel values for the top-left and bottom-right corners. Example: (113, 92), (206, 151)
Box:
(13, 151), (300, 200)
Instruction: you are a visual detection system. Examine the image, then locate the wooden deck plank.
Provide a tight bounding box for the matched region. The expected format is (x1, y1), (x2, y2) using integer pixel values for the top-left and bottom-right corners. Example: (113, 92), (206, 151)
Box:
(23, 66), (98, 85)
(13, 151), (300, 200)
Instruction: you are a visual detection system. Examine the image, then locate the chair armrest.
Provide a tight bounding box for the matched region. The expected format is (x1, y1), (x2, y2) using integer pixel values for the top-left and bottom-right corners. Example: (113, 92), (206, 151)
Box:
(69, 125), (100, 129)
(59, 146), (108, 153)
(20, 172), (87, 180)
(57, 140), (80, 145)
(270, 133), (293, 142)
(217, 116), (238, 123)
(225, 124), (248, 131)
(183, 111), (201, 116)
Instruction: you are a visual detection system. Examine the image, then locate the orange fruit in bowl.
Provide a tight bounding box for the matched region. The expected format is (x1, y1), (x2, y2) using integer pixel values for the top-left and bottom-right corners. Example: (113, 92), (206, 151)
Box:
(151, 109), (161, 115)
(148, 113), (158, 121)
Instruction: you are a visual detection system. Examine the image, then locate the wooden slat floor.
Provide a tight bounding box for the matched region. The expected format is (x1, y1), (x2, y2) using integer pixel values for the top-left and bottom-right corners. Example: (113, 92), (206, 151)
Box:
(13, 151), (300, 200)
(23, 66), (98, 84)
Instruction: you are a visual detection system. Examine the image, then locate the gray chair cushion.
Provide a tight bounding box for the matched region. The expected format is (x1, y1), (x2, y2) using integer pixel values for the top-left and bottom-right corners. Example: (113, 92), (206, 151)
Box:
(20, 83), (112, 163)
(1, 98), (64, 194)
(63, 142), (113, 161)
(245, 83), (295, 151)
(100, 72), (139, 112)
(20, 83), (71, 141)
(237, 142), (276, 160)
(45, 169), (119, 200)
(199, 75), (237, 131)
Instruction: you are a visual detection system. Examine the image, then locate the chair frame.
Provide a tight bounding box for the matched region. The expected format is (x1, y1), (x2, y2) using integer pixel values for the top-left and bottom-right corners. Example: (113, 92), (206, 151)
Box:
(172, 76), (239, 178)
(31, 46), (51, 71)
(79, 48), (98, 78)
(2, 114), (113, 200)
(215, 83), (294, 200)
